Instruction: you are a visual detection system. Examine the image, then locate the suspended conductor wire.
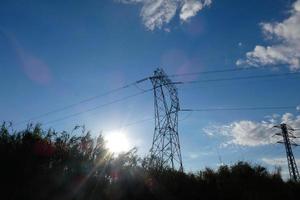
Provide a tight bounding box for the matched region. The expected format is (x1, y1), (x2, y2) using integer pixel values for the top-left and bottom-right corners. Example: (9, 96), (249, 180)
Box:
(178, 110), (193, 122)
(40, 83), (177, 126)
(13, 71), (300, 126)
(166, 65), (288, 78)
(14, 77), (150, 126)
(176, 72), (300, 84)
(42, 89), (153, 126)
(102, 117), (154, 133)
(180, 106), (297, 112)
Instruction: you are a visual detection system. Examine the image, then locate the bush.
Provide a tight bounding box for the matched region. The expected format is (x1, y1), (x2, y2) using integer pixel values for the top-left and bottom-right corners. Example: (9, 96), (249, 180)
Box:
(0, 123), (299, 200)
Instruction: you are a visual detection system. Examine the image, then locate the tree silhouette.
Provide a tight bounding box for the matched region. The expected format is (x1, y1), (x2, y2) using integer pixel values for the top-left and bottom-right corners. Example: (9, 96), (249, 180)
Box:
(0, 122), (299, 200)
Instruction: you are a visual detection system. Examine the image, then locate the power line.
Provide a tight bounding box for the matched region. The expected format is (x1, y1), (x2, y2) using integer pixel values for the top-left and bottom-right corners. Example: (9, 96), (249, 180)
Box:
(164, 66), (288, 78)
(178, 110), (193, 122)
(180, 106), (297, 112)
(43, 104), (298, 127)
(13, 71), (300, 126)
(41, 89), (153, 126)
(14, 77), (150, 126)
(18, 82), (180, 127)
(102, 117), (154, 133)
(176, 72), (300, 84)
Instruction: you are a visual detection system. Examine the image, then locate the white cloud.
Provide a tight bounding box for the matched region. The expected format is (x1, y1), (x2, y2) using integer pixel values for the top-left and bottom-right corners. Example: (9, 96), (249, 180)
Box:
(188, 152), (200, 159)
(237, 0), (300, 71)
(180, 0), (211, 21)
(204, 113), (300, 147)
(117, 0), (212, 30)
(187, 151), (213, 159)
(297, 105), (300, 111)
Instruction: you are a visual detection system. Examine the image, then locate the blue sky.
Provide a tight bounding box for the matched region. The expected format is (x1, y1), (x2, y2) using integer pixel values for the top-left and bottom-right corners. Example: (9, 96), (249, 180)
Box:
(1, 0), (300, 177)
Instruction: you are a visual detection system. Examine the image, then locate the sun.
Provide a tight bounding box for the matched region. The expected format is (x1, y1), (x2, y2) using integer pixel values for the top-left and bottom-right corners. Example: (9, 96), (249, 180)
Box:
(105, 131), (130, 154)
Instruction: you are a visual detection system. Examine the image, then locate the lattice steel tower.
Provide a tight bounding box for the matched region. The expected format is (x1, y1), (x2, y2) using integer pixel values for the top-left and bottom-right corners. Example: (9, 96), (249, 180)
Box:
(149, 68), (183, 171)
(274, 123), (299, 181)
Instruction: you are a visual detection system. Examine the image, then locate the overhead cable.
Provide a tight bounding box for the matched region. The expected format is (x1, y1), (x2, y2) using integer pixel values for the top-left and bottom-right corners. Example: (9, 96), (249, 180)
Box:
(15, 77), (150, 125)
(181, 106), (297, 112)
(176, 72), (300, 84)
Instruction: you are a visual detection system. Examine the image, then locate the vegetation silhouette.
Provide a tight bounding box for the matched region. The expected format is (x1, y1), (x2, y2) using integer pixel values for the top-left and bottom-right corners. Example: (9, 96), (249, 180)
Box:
(0, 122), (299, 200)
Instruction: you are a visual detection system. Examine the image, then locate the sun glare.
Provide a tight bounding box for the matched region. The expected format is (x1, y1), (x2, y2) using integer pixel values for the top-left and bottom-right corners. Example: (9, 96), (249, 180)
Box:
(105, 131), (130, 154)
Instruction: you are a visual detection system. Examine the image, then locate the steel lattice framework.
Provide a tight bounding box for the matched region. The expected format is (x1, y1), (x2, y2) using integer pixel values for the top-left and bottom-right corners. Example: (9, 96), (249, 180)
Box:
(149, 68), (183, 171)
(274, 123), (300, 182)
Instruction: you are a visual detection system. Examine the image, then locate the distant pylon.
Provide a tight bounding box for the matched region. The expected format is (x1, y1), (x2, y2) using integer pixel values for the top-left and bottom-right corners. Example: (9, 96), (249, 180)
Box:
(149, 68), (183, 171)
(274, 123), (300, 181)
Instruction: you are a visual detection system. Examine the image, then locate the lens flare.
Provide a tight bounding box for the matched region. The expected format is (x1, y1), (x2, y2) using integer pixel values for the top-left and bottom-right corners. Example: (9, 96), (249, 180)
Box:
(105, 131), (130, 154)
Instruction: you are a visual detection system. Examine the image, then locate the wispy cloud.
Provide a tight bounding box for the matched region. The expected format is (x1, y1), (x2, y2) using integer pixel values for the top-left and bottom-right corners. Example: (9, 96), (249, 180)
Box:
(261, 157), (300, 179)
(237, 0), (300, 71)
(262, 157), (288, 166)
(117, 0), (212, 30)
(203, 112), (300, 147)
(186, 151), (213, 160)
(188, 152), (200, 159)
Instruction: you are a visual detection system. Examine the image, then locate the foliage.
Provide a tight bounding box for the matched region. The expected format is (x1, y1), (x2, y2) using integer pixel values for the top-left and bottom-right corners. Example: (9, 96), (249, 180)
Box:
(0, 123), (299, 200)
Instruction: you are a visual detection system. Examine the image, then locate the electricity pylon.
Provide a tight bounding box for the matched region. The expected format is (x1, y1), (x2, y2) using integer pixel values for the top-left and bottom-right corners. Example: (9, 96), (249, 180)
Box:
(274, 123), (299, 181)
(149, 68), (183, 171)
